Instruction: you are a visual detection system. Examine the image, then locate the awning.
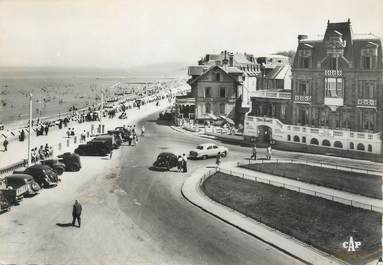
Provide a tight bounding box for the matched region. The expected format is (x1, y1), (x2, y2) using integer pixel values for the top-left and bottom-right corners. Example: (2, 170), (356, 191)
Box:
(207, 113), (218, 120)
(220, 115), (235, 125)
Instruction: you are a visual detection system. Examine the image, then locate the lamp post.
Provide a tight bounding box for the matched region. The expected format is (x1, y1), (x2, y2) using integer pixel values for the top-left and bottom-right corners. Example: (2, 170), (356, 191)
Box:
(27, 93), (32, 166)
(100, 90), (104, 128)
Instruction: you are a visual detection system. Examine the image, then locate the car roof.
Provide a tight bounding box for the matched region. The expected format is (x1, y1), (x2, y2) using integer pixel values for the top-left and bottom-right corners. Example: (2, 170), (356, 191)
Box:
(198, 143), (217, 147)
(6, 174), (33, 179)
(27, 164), (50, 170)
(158, 152), (176, 156)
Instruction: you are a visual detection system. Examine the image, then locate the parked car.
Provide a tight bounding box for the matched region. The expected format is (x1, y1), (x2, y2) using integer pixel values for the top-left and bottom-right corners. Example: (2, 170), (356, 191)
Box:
(5, 174), (41, 196)
(75, 142), (109, 156)
(57, 152), (81, 171)
(0, 179), (28, 204)
(189, 143), (228, 159)
(0, 191), (11, 213)
(88, 135), (118, 152)
(40, 159), (66, 175)
(24, 165), (58, 188)
(152, 152), (178, 171)
(91, 134), (119, 149)
(108, 130), (127, 143)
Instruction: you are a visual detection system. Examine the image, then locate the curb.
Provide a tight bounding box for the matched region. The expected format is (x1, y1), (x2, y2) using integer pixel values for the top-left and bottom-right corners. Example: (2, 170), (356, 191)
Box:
(181, 167), (349, 265)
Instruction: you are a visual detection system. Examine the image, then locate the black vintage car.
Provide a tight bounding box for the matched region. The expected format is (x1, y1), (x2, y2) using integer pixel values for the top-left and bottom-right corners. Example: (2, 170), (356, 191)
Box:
(152, 152), (178, 171)
(57, 152), (81, 171)
(5, 174), (41, 196)
(24, 165), (58, 188)
(74, 142), (109, 156)
(40, 159), (66, 175)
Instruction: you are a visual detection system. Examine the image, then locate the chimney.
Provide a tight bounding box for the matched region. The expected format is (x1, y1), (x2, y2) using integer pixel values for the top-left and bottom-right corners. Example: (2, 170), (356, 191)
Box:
(297, 34), (308, 41)
(229, 53), (234, 67)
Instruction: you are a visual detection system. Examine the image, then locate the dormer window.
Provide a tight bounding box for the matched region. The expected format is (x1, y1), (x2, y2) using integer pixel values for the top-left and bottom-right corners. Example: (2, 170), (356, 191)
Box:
(361, 43), (378, 70)
(298, 49), (312, 68)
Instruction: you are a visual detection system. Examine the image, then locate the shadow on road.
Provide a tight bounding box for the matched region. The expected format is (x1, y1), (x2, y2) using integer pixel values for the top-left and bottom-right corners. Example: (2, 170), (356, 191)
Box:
(56, 222), (74, 228)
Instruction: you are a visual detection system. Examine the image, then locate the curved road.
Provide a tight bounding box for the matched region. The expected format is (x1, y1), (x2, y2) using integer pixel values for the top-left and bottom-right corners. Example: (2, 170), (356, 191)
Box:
(1, 111), (380, 264)
(115, 113), (306, 265)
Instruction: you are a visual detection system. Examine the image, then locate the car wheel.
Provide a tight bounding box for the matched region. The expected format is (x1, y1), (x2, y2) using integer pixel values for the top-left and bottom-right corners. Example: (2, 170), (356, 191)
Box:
(31, 182), (40, 192)
(222, 151), (227, 157)
(202, 155), (208, 160)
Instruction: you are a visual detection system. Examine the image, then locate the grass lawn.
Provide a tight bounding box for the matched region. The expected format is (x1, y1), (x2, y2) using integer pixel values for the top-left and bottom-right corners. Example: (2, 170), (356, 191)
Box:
(240, 163), (382, 199)
(202, 172), (382, 265)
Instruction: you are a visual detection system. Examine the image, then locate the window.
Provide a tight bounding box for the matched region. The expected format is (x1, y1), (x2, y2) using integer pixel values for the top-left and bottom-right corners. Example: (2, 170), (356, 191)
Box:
(219, 103), (225, 114)
(287, 135), (291, 141)
(281, 105), (286, 118)
(215, 73), (221, 81)
(297, 81), (308, 95)
(322, 140), (331, 146)
(330, 57), (338, 70)
(362, 109), (375, 131)
(357, 143), (365, 151)
(310, 138), (319, 145)
(325, 77), (343, 98)
(302, 136), (306, 143)
(350, 142), (354, 149)
(299, 57), (310, 68)
(207, 146), (213, 150)
(293, 136), (300, 142)
(334, 141), (343, 148)
(213, 145), (218, 149)
(368, 144), (372, 152)
(205, 103), (211, 114)
(362, 56), (371, 69)
(220, 87), (226, 98)
(358, 80), (376, 99)
(205, 87), (211, 98)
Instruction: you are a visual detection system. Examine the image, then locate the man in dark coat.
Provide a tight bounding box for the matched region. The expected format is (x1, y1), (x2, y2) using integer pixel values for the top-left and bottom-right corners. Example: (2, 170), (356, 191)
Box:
(72, 200), (82, 227)
(182, 153), (188, 173)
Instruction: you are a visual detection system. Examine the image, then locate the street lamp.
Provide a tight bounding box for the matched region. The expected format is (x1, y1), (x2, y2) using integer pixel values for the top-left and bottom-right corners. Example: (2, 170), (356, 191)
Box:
(27, 93), (32, 166)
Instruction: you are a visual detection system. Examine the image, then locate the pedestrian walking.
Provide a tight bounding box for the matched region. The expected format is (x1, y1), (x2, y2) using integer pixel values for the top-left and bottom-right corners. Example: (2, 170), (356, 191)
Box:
(182, 153), (188, 173)
(3, 138), (8, 152)
(251, 144), (257, 160)
(19, 129), (25, 142)
(267, 145), (272, 160)
(216, 152), (221, 167)
(44, 124), (49, 135)
(177, 155), (182, 172)
(66, 128), (71, 138)
(72, 200), (82, 227)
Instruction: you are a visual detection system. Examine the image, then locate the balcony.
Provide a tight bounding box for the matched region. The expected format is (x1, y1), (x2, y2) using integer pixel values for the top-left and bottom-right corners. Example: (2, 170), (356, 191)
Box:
(294, 95), (311, 103)
(324, 97), (343, 111)
(357, 99), (377, 107)
(251, 90), (291, 100)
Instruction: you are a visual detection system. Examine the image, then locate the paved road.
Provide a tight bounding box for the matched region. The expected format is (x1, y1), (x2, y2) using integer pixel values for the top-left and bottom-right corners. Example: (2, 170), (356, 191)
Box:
(1, 111), (381, 264)
(114, 115), (307, 265)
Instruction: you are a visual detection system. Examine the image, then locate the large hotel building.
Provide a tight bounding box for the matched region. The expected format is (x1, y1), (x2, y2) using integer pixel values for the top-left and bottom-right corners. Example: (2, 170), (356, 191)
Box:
(244, 20), (383, 155)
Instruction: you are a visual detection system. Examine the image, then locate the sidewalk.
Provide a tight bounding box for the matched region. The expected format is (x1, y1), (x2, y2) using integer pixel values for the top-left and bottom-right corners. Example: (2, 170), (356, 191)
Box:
(181, 167), (348, 265)
(0, 98), (172, 170)
(220, 161), (383, 213)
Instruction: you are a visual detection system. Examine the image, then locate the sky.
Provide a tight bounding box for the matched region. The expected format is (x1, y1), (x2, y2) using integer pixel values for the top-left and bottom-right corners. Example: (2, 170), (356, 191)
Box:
(0, 0), (382, 69)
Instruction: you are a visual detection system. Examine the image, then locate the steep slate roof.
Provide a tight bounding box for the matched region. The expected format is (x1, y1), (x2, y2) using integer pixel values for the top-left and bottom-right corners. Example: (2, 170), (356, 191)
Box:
(188, 65), (243, 85)
(293, 20), (383, 70)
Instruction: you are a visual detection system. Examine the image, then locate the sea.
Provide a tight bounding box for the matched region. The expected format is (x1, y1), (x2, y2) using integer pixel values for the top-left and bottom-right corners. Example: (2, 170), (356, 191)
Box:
(0, 64), (188, 128)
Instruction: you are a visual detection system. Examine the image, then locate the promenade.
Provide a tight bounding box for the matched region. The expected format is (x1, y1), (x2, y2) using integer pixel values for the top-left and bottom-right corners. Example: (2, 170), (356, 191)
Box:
(0, 97), (173, 171)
